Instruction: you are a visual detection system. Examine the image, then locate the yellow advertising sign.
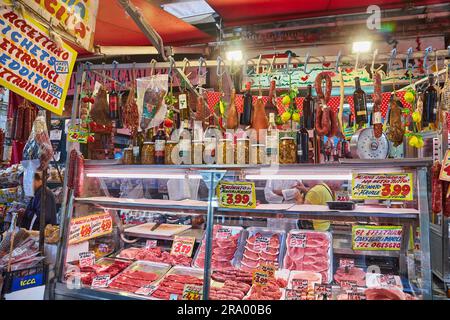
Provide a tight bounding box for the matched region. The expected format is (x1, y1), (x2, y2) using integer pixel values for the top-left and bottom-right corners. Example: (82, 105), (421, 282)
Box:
(217, 181), (256, 209)
(351, 173), (413, 201)
(0, 5), (77, 115)
(17, 0), (99, 51)
(69, 212), (113, 245)
(352, 225), (403, 251)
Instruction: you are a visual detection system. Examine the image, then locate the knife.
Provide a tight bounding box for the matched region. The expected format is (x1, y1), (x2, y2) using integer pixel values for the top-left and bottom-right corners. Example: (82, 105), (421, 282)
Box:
(150, 222), (162, 231)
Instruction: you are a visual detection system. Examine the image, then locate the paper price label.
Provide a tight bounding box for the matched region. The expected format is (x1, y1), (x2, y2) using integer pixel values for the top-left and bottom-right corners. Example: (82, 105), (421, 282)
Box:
(352, 225), (402, 251)
(379, 275), (397, 287)
(253, 236), (269, 252)
(285, 289), (308, 300)
(348, 292), (366, 300)
(78, 251), (95, 268)
(314, 284), (332, 300)
(135, 285), (158, 296)
(259, 264), (275, 279)
(339, 258), (355, 268)
(291, 279), (309, 291)
(340, 280), (357, 291)
(351, 173), (413, 201)
(179, 94), (188, 110)
(170, 236), (195, 257)
(91, 275), (110, 288)
(216, 228), (232, 239)
(289, 234), (307, 248)
(145, 240), (157, 249)
(217, 181), (256, 209)
(336, 191), (350, 202)
(182, 284), (202, 300)
(252, 271), (269, 286)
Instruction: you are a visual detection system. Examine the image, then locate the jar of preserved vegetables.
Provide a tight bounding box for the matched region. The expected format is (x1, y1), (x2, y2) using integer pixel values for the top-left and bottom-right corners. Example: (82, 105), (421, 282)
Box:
(217, 139), (234, 164)
(122, 148), (133, 165)
(141, 142), (155, 164)
(165, 141), (177, 165)
(279, 136), (296, 164)
(236, 138), (250, 164)
(250, 143), (266, 164)
(192, 140), (204, 164)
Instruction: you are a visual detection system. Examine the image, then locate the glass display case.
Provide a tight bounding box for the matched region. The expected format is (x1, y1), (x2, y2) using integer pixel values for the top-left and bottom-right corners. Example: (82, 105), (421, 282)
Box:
(53, 159), (432, 300)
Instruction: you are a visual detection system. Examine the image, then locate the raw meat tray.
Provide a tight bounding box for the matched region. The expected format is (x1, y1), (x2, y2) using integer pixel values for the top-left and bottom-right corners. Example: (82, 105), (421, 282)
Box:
(234, 227), (286, 271)
(283, 229), (333, 284)
(192, 225), (246, 270)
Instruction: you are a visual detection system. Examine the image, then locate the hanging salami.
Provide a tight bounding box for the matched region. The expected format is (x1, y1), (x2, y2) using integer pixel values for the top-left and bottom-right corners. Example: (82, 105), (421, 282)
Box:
(431, 161), (443, 214)
(314, 72), (337, 137)
(372, 71), (383, 139)
(122, 86), (139, 136)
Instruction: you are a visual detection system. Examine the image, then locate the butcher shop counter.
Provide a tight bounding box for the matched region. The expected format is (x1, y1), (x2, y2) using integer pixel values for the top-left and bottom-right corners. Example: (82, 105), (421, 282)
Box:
(53, 159), (433, 300)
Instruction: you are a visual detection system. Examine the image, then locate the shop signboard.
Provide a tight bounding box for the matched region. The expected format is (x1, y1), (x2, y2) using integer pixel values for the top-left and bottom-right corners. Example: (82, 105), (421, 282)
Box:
(170, 236), (195, 257)
(17, 0), (99, 51)
(0, 5), (77, 115)
(217, 181), (256, 209)
(352, 225), (403, 251)
(68, 212), (113, 245)
(351, 173), (413, 201)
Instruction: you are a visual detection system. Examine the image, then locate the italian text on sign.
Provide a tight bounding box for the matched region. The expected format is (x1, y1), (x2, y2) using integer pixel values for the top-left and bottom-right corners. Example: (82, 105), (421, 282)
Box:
(351, 173), (413, 201)
(0, 5), (77, 115)
(352, 225), (403, 251)
(217, 181), (256, 209)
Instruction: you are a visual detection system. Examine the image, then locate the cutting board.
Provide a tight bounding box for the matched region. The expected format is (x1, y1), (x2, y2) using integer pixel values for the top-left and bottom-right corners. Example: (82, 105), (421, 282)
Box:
(124, 223), (192, 237)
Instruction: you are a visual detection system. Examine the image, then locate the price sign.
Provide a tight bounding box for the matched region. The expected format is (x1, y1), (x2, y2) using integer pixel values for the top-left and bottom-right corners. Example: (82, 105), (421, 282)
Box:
(440, 150), (450, 181)
(170, 236), (196, 257)
(91, 275), (110, 288)
(252, 270), (269, 286)
(289, 234), (307, 248)
(351, 173), (413, 201)
(352, 225), (402, 251)
(78, 251), (95, 268)
(348, 292), (366, 300)
(217, 181), (256, 209)
(135, 285), (158, 296)
(336, 191), (350, 202)
(291, 279), (309, 291)
(339, 280), (357, 291)
(314, 284), (332, 300)
(253, 236), (270, 252)
(216, 227), (233, 239)
(285, 289), (308, 300)
(182, 284), (203, 300)
(146, 240), (158, 249)
(379, 274), (397, 287)
(69, 212), (113, 245)
(259, 264), (275, 279)
(339, 258), (355, 268)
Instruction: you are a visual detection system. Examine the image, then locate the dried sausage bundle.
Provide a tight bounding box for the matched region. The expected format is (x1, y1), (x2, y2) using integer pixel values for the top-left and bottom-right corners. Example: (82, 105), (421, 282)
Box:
(90, 86), (111, 126)
(386, 97), (405, 147)
(67, 149), (85, 197)
(314, 72), (338, 137)
(122, 87), (139, 136)
(431, 161), (442, 214)
(372, 71), (383, 139)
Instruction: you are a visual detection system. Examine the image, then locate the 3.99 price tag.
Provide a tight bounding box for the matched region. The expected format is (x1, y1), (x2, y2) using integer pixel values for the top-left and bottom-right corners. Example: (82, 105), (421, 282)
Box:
(252, 271), (269, 286)
(170, 236), (195, 257)
(217, 181), (256, 209)
(351, 173), (413, 201)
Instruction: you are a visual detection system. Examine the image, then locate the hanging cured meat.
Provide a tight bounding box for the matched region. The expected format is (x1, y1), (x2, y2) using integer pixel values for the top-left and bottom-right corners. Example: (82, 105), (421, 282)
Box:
(386, 96), (405, 147)
(431, 161), (442, 214)
(314, 72), (337, 137)
(67, 149), (85, 197)
(122, 87), (140, 136)
(251, 96), (269, 142)
(226, 89), (239, 129)
(90, 86), (111, 126)
(372, 71), (383, 138)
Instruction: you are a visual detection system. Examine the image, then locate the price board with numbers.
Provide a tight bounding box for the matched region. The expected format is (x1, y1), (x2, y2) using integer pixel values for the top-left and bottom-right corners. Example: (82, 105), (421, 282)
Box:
(91, 275), (110, 288)
(217, 181), (256, 209)
(78, 252), (95, 268)
(352, 225), (402, 251)
(182, 284), (203, 300)
(69, 212), (113, 245)
(170, 236), (196, 257)
(351, 173), (413, 201)
(289, 234), (307, 248)
(252, 270), (269, 286)
(135, 285), (158, 296)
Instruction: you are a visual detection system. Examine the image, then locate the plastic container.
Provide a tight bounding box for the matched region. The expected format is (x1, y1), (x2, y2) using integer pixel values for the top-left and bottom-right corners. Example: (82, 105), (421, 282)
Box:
(283, 229), (333, 283)
(1, 260), (47, 295)
(192, 225), (245, 270)
(235, 227), (286, 271)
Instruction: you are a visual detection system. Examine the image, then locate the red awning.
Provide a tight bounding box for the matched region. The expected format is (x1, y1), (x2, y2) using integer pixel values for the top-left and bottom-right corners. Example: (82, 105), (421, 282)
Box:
(93, 0), (212, 48)
(206, 0), (448, 26)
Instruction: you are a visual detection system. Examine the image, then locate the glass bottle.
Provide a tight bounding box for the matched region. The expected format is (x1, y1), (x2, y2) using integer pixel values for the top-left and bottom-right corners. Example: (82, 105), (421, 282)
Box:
(353, 77), (368, 127)
(422, 74), (438, 127)
(204, 115), (218, 164)
(109, 81), (118, 120)
(265, 80), (278, 116)
(240, 82), (253, 126)
(296, 121), (309, 163)
(179, 92), (190, 122)
(266, 113), (279, 164)
(178, 119), (192, 164)
(303, 84), (315, 130)
(153, 123), (166, 164)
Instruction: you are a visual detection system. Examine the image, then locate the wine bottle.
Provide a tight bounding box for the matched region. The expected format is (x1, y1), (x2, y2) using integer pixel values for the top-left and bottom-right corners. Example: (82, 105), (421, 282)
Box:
(153, 123), (166, 164)
(353, 77), (368, 126)
(178, 119), (192, 164)
(179, 92), (190, 122)
(240, 82), (253, 126)
(109, 81), (118, 120)
(297, 121), (309, 163)
(266, 113), (279, 164)
(303, 84), (315, 130)
(422, 74), (438, 127)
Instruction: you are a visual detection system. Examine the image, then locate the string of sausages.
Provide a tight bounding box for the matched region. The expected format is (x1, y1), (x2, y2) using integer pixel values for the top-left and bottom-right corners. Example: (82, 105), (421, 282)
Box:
(12, 100), (37, 141)
(314, 72), (338, 137)
(372, 71), (383, 138)
(122, 86), (139, 136)
(67, 149), (85, 197)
